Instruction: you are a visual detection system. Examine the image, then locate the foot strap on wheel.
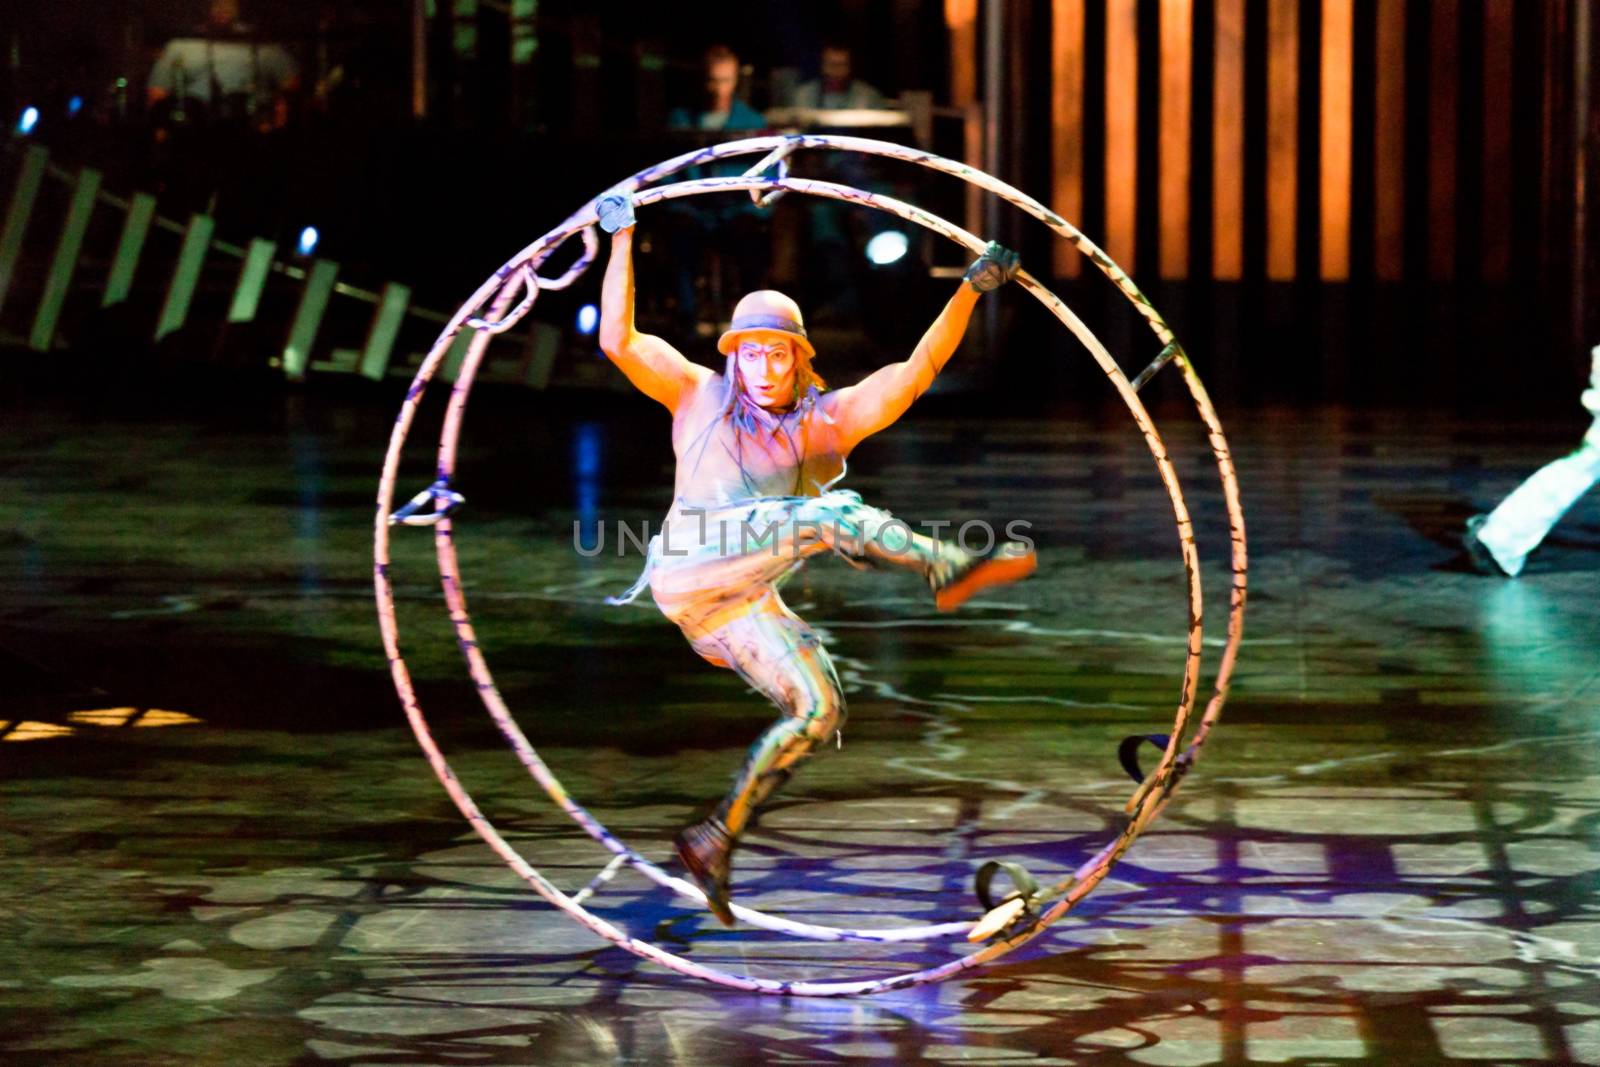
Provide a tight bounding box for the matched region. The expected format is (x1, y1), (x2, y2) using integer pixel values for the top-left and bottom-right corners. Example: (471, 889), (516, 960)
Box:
(389, 479), (466, 527)
(969, 860), (1042, 942)
(1117, 733), (1172, 784)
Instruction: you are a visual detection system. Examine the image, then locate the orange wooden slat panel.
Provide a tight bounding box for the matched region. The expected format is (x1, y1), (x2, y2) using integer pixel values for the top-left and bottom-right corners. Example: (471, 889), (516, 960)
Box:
(1052, 0), (1086, 278)
(1213, 0), (1246, 280)
(1481, 0), (1514, 282)
(1266, 0), (1299, 281)
(1105, 0), (1139, 273)
(1320, 0), (1354, 281)
(1374, 0), (1406, 281)
(1159, 0), (1193, 280)
(1429, 0), (1460, 281)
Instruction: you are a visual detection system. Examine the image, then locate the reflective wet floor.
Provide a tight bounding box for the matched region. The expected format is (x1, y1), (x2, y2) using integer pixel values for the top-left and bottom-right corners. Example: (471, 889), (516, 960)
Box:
(3, 383), (1598, 1065)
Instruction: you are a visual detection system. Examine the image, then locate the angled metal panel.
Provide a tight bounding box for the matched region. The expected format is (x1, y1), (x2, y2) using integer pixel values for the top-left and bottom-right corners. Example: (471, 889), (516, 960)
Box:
(103, 192), (157, 307)
(30, 166), (102, 350)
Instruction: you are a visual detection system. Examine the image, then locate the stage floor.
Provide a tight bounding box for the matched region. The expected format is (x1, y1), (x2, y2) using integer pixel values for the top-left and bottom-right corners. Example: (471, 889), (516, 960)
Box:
(3, 388), (1598, 1065)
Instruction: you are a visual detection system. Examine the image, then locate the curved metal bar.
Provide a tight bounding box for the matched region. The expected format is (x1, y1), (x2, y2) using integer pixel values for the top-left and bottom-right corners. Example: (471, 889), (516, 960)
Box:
(531, 224), (600, 291)
(428, 172), (1203, 941)
(376, 136), (1249, 994)
(466, 266), (538, 335)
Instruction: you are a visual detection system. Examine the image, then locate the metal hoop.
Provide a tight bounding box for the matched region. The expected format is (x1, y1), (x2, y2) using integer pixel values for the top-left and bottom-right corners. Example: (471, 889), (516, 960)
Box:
(374, 135), (1247, 996)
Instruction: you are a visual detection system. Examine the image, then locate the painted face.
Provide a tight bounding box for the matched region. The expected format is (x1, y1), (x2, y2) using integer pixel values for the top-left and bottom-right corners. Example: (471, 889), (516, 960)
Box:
(736, 333), (798, 410)
(706, 58), (738, 111)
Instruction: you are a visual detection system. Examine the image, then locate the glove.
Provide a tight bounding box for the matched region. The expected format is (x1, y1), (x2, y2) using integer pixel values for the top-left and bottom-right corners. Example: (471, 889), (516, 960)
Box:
(963, 240), (1021, 293)
(597, 189), (637, 234)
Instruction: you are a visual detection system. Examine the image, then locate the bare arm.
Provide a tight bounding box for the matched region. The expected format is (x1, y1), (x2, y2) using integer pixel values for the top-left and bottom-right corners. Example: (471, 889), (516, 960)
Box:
(827, 283), (982, 451)
(598, 227), (710, 412)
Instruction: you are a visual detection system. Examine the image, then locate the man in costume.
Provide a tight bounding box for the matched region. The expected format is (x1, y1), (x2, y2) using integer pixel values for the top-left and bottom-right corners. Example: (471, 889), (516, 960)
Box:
(597, 189), (1036, 924)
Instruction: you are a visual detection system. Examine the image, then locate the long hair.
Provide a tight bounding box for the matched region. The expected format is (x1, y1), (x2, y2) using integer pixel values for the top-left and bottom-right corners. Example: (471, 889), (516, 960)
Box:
(794, 348), (827, 396)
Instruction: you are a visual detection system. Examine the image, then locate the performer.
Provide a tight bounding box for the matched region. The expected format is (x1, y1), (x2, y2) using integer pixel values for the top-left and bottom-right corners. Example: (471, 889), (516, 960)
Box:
(596, 189), (1037, 923)
(1466, 345), (1600, 576)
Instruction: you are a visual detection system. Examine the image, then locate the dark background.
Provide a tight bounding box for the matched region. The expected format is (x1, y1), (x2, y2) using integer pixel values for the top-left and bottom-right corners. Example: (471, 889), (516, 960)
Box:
(2, 0), (1597, 416)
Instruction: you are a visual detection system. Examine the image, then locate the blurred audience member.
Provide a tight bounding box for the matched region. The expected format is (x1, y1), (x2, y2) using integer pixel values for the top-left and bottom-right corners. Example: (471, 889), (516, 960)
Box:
(668, 45), (764, 132)
(147, 0), (300, 130)
(660, 45), (770, 335)
(786, 42), (884, 111)
(780, 42), (889, 323)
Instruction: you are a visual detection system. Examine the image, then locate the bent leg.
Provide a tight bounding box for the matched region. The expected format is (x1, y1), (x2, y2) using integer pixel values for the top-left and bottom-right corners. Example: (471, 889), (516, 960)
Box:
(785, 491), (959, 577)
(681, 588), (848, 837)
(787, 491), (1036, 609)
(666, 586), (846, 923)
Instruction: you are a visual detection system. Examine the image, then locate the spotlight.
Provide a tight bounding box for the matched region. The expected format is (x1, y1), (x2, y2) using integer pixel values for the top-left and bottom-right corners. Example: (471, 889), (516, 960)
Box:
(67, 95), (83, 117)
(576, 303), (599, 336)
(296, 226), (319, 256)
(865, 230), (909, 266)
(17, 106), (39, 135)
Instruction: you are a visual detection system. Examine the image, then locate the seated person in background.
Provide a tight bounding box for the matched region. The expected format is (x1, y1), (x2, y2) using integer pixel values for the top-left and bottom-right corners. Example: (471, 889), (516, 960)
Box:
(787, 42), (884, 112)
(147, 0), (300, 130)
(781, 42), (889, 323)
(668, 44), (766, 132)
(661, 45), (771, 334)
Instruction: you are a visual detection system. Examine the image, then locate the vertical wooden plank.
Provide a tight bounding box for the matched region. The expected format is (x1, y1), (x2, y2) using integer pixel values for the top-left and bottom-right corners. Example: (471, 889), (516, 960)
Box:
(1105, 0), (1139, 273)
(30, 166), (102, 351)
(1481, 0), (1514, 282)
(1320, 0), (1354, 280)
(508, 0), (537, 128)
(1577, 0), (1597, 349)
(947, 0), (979, 106)
(1373, 0), (1406, 281)
(0, 144), (49, 317)
(360, 282), (410, 381)
(1052, 0), (1086, 278)
(228, 238), (278, 323)
(282, 259), (339, 381)
(1539, 1), (1561, 278)
(963, 101), (985, 236)
(154, 214), (214, 341)
(411, 0), (428, 119)
(1213, 0), (1246, 280)
(1159, 0), (1192, 279)
(1428, 0), (1459, 281)
(1266, 0), (1299, 280)
(103, 192), (156, 307)
(947, 0), (982, 236)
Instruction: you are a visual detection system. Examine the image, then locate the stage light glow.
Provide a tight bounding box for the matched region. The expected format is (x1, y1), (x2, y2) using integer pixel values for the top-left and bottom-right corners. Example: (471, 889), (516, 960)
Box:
(67, 95), (83, 116)
(865, 230), (909, 266)
(297, 226), (320, 256)
(17, 106), (39, 134)
(576, 304), (599, 335)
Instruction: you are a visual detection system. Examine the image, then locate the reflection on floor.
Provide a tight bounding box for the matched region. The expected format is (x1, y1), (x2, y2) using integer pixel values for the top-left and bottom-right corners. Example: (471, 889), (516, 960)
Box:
(2, 393), (1598, 1065)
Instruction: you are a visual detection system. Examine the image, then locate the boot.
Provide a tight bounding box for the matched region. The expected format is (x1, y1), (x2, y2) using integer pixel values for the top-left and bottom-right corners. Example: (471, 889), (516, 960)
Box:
(930, 541), (1038, 611)
(674, 817), (735, 926)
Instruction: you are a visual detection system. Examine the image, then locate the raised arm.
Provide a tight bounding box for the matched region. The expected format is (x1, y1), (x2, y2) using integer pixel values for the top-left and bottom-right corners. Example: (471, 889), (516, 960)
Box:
(597, 200), (710, 413)
(827, 242), (1019, 451)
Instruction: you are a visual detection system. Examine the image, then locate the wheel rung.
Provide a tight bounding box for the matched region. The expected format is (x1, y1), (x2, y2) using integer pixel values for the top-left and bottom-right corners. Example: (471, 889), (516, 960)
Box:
(571, 853), (630, 905)
(1130, 342), (1181, 393)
